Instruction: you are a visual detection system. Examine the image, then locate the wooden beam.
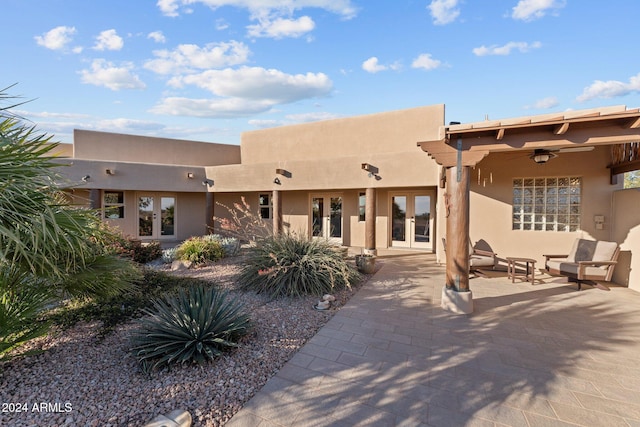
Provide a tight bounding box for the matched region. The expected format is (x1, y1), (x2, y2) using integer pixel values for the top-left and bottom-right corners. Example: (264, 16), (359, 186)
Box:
(626, 117), (640, 129)
(554, 122), (570, 135)
(609, 159), (640, 176)
(496, 128), (505, 140)
(417, 140), (490, 166)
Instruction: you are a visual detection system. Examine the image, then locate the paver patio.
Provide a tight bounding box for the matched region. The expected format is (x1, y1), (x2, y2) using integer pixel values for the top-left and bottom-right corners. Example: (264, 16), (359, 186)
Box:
(227, 252), (640, 426)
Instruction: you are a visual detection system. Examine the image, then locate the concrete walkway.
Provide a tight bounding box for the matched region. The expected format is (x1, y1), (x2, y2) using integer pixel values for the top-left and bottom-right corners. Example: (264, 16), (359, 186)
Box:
(227, 253), (640, 426)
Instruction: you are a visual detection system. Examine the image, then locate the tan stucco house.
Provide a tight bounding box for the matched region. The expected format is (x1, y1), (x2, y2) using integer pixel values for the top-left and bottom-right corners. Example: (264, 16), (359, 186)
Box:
(56, 104), (640, 297)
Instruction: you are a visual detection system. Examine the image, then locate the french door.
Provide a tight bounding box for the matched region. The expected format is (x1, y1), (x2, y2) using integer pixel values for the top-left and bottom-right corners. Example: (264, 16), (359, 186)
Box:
(390, 192), (434, 250)
(311, 195), (343, 245)
(137, 193), (176, 239)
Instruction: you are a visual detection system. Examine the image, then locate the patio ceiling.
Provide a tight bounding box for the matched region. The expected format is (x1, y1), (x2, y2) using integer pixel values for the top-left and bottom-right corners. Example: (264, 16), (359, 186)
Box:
(418, 105), (640, 167)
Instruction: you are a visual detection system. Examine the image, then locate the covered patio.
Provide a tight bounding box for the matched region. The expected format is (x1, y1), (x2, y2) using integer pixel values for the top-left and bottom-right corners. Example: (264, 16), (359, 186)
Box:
(418, 105), (640, 314)
(227, 253), (640, 426)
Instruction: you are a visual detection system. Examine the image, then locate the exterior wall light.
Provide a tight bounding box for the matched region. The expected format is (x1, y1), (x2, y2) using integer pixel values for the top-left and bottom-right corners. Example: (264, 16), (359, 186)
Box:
(187, 172), (194, 179)
(273, 177), (281, 185)
(361, 163), (372, 171)
(105, 169), (115, 175)
(202, 179), (214, 187)
(82, 175), (90, 182)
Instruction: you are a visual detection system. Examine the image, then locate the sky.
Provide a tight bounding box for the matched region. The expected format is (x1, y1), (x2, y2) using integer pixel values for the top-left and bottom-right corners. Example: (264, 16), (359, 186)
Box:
(2, 0), (640, 146)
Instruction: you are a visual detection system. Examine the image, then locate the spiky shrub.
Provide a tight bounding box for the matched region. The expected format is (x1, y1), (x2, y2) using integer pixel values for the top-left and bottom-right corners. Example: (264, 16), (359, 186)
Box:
(130, 285), (251, 373)
(161, 247), (177, 264)
(176, 236), (225, 265)
(238, 233), (360, 298)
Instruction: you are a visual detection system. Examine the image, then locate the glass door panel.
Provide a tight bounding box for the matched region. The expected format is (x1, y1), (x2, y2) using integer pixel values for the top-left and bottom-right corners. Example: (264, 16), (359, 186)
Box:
(138, 196), (154, 237)
(330, 197), (342, 239)
(391, 196), (407, 245)
(138, 193), (176, 239)
(311, 195), (342, 244)
(413, 196), (431, 245)
(161, 197), (175, 236)
(390, 193), (434, 250)
(312, 197), (324, 237)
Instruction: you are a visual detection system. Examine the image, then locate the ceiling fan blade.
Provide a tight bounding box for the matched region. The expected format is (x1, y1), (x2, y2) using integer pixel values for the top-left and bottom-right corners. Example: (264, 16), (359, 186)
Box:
(557, 146), (595, 153)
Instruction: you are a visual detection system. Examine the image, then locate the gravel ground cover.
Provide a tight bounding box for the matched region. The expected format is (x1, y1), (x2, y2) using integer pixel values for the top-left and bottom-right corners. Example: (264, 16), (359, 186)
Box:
(0, 254), (366, 427)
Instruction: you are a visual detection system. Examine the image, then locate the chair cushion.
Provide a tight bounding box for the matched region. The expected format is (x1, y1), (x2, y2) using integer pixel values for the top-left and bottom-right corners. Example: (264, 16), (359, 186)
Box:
(572, 239), (597, 262)
(546, 260), (608, 278)
(470, 254), (494, 267)
(593, 241), (618, 263)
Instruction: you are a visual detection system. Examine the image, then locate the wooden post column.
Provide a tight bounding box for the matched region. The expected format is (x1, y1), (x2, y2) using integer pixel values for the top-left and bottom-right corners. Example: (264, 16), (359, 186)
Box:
(364, 187), (377, 255)
(206, 192), (215, 234)
(272, 189), (282, 235)
(445, 165), (471, 291)
(440, 165), (474, 314)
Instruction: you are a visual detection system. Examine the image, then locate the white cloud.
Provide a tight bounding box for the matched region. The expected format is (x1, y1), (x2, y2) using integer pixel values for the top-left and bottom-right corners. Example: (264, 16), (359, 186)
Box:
(577, 73), (640, 102)
(96, 118), (165, 132)
(152, 67), (333, 118)
(148, 31), (166, 43)
(362, 57), (400, 73)
(473, 41), (542, 56)
(247, 15), (315, 39)
(158, 0), (356, 39)
(526, 97), (559, 109)
(79, 59), (146, 91)
(215, 18), (230, 30)
(144, 41), (250, 75)
(512, 0), (565, 21)
(35, 26), (77, 50)
(411, 53), (443, 71)
(150, 97), (274, 118)
(427, 0), (460, 25)
(175, 66), (332, 102)
(93, 29), (124, 51)
(157, 0), (358, 19)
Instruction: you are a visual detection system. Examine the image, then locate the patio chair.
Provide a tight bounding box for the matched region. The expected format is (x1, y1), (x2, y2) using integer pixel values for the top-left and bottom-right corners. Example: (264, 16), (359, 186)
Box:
(442, 238), (497, 276)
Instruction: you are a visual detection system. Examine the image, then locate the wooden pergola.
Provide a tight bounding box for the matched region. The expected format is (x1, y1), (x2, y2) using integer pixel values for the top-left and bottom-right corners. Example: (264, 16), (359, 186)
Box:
(417, 105), (640, 314)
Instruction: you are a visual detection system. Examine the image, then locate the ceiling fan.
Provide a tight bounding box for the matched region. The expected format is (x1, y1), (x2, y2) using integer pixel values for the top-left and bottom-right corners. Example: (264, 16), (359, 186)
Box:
(530, 146), (594, 164)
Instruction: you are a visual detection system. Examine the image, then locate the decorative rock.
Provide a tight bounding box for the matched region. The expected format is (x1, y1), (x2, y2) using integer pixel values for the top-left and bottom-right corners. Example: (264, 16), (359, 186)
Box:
(171, 260), (193, 271)
(143, 409), (192, 427)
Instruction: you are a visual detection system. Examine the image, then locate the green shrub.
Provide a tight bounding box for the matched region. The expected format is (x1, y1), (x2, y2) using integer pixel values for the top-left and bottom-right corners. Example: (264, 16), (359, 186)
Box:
(130, 285), (251, 373)
(48, 269), (207, 337)
(204, 234), (240, 257)
(176, 236), (225, 264)
(107, 236), (162, 264)
(238, 233), (360, 298)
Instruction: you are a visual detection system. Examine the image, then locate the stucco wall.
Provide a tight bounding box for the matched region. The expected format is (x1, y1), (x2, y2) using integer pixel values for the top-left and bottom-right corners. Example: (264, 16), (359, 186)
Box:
(439, 146), (624, 278)
(240, 105), (444, 165)
(612, 188), (640, 290)
(102, 191), (206, 241)
(73, 130), (241, 166)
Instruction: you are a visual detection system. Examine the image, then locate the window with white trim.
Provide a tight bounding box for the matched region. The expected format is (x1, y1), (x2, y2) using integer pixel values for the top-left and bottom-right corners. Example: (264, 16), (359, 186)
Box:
(103, 191), (125, 219)
(512, 177), (581, 231)
(259, 193), (272, 219)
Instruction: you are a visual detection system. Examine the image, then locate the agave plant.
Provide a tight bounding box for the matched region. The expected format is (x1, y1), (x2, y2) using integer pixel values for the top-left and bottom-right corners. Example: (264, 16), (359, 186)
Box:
(130, 285), (251, 373)
(239, 232), (360, 298)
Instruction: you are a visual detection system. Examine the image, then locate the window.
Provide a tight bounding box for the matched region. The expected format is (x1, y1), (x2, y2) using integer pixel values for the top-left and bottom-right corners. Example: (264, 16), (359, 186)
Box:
(512, 177), (581, 232)
(358, 192), (366, 222)
(104, 191), (124, 219)
(259, 193), (271, 219)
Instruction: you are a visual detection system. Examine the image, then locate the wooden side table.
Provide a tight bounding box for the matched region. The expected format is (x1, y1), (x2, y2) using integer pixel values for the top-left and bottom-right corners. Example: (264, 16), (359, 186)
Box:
(507, 257), (536, 284)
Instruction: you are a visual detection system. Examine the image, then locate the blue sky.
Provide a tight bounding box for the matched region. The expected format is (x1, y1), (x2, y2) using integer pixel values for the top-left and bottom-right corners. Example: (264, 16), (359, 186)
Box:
(2, 0), (639, 145)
